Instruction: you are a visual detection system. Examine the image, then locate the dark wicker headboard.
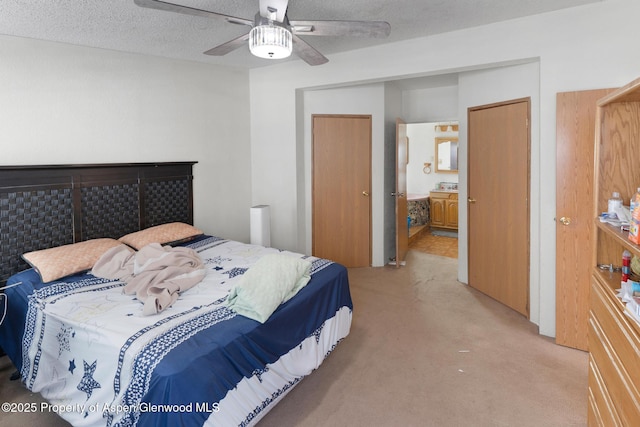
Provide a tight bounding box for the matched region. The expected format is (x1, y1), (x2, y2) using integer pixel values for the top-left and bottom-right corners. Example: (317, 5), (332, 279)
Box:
(0, 162), (196, 283)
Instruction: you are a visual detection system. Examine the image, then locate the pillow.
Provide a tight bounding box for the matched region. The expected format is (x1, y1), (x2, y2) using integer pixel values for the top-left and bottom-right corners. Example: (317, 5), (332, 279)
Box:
(22, 238), (123, 283)
(118, 222), (203, 250)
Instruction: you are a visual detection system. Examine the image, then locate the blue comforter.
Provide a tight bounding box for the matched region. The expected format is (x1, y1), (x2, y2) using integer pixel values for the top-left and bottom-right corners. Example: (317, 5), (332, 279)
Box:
(0, 236), (352, 426)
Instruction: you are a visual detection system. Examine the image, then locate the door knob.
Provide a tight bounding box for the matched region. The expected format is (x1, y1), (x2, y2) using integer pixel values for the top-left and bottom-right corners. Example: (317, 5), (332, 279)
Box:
(559, 216), (571, 226)
(468, 197), (477, 203)
(362, 191), (370, 197)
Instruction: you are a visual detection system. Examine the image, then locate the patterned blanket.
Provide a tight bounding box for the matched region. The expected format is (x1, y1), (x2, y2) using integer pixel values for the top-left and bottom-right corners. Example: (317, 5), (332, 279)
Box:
(20, 237), (346, 427)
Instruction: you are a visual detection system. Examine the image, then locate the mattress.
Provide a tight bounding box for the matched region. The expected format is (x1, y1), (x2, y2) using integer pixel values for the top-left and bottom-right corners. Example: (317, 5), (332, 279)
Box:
(0, 236), (353, 426)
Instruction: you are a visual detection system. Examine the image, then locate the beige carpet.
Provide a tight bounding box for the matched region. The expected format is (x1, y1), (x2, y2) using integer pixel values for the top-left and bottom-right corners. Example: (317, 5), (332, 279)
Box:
(0, 250), (588, 426)
(259, 250), (588, 426)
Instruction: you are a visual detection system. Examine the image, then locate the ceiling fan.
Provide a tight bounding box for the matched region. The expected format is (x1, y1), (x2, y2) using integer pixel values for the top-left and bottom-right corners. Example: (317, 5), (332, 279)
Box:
(134, 0), (391, 66)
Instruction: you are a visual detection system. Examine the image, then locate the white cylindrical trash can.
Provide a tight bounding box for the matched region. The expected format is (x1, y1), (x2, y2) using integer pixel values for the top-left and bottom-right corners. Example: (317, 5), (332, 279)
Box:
(250, 205), (271, 247)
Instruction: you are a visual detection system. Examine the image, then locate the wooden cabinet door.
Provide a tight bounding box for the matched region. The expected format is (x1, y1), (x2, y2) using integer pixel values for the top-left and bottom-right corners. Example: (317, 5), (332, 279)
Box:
(431, 198), (445, 227)
(446, 199), (458, 228)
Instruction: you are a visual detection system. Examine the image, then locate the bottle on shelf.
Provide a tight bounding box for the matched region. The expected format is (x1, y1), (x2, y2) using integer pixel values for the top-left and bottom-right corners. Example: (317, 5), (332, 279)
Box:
(622, 250), (631, 282)
(608, 191), (623, 214)
(631, 187), (640, 216)
(630, 189), (640, 244)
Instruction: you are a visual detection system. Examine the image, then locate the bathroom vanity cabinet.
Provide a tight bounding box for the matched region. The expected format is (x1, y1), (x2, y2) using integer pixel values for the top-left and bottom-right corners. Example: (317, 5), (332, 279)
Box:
(429, 191), (458, 230)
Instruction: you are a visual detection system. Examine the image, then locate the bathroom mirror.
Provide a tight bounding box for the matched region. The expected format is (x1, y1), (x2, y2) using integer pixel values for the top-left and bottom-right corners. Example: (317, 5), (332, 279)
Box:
(435, 137), (459, 173)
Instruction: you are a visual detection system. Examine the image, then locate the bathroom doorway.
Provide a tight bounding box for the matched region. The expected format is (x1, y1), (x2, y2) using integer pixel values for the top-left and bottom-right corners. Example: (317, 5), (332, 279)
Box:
(406, 121), (459, 259)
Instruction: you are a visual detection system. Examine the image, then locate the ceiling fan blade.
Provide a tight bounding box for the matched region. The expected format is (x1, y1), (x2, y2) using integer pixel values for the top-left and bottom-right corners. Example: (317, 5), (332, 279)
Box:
(292, 35), (328, 66)
(203, 33), (251, 56)
(259, 0), (289, 22)
(134, 0), (253, 27)
(290, 20), (391, 38)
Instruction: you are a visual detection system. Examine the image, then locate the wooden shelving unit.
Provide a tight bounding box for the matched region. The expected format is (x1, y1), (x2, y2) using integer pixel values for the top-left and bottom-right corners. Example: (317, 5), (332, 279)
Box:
(589, 77), (640, 426)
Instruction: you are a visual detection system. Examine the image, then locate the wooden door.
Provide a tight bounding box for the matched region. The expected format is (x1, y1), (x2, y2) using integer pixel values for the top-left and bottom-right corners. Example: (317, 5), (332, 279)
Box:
(395, 118), (408, 267)
(468, 99), (530, 317)
(556, 88), (614, 351)
(312, 115), (371, 267)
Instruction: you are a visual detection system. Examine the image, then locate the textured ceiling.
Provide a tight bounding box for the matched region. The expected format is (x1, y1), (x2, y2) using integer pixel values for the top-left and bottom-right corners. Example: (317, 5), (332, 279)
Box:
(0, 0), (601, 69)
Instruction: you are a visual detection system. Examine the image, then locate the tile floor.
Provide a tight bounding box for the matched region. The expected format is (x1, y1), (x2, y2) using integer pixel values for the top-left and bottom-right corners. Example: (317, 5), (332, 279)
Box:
(409, 225), (458, 259)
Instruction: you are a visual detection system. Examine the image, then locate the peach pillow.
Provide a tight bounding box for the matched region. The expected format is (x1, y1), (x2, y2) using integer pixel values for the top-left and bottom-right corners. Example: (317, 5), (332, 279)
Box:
(118, 222), (203, 250)
(22, 238), (123, 283)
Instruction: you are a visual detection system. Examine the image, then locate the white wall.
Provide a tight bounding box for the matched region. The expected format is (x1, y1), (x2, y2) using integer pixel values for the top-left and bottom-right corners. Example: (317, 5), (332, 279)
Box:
(302, 84), (387, 265)
(458, 62), (541, 325)
(250, 0), (640, 337)
(384, 83), (404, 264)
(0, 35), (252, 243)
(406, 122), (459, 196)
(402, 85), (459, 123)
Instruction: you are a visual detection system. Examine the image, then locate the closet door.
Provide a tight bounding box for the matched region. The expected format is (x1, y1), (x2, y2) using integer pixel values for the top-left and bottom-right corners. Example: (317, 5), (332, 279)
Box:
(312, 115), (372, 267)
(555, 88), (613, 351)
(468, 98), (530, 317)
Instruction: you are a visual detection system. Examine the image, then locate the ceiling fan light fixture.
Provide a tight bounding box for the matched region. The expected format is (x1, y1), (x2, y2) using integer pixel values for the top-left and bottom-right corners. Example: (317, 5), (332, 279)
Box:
(249, 24), (292, 59)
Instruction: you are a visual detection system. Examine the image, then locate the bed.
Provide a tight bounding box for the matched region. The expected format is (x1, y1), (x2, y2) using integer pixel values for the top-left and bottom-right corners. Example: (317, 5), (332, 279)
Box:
(0, 163), (353, 426)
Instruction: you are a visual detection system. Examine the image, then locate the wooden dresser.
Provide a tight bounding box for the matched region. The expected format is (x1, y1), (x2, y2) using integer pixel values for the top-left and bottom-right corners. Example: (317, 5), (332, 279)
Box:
(589, 77), (640, 425)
